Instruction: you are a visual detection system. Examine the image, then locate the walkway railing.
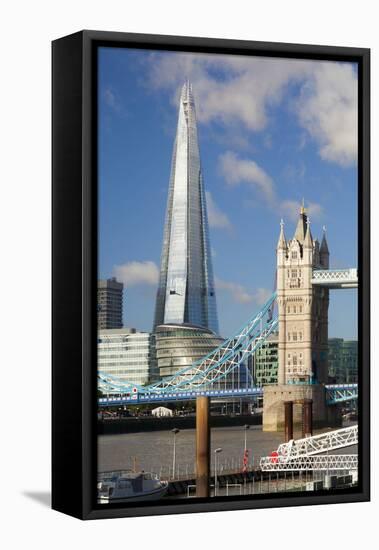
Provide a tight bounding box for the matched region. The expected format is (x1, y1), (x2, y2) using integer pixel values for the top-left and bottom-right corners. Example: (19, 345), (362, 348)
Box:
(311, 268), (358, 288)
(276, 425), (358, 459)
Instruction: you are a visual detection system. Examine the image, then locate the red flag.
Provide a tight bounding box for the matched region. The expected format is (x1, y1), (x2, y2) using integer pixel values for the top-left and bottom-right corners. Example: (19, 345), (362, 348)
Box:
(242, 449), (249, 472)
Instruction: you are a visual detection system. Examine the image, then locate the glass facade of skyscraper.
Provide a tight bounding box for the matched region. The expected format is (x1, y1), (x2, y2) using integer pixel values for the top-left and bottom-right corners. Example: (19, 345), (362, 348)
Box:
(153, 81), (219, 334)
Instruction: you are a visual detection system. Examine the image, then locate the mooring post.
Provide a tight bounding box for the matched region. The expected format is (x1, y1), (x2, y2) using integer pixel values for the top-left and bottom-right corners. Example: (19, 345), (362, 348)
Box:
(196, 396), (210, 498)
(284, 400), (294, 442)
(302, 398), (313, 438)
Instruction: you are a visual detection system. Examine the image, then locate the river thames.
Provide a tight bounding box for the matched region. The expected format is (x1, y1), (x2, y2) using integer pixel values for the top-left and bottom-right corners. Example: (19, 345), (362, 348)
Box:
(98, 423), (355, 478)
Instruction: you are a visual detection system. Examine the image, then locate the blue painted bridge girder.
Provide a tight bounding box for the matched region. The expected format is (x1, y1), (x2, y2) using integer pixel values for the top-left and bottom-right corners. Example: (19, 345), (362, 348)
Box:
(325, 384), (358, 405)
(98, 384), (357, 407)
(98, 387), (263, 407)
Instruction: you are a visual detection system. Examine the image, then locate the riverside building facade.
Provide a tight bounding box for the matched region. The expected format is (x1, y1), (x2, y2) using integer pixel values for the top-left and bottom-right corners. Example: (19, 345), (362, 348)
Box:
(328, 338), (358, 383)
(153, 81), (219, 334)
(253, 332), (279, 386)
(97, 328), (158, 386)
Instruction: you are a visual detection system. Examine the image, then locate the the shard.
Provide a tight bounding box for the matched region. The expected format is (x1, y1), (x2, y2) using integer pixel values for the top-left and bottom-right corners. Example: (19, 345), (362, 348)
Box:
(153, 81), (219, 334)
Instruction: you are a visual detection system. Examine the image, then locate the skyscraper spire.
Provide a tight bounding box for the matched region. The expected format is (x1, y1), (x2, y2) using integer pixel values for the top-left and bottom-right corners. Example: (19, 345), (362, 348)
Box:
(153, 81), (219, 334)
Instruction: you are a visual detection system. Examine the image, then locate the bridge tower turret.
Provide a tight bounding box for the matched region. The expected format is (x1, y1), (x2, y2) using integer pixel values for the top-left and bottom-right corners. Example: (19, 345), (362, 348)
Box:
(320, 227), (330, 269)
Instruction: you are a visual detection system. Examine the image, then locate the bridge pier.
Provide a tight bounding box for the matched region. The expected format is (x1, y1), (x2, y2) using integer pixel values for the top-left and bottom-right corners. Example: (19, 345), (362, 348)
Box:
(263, 384), (327, 432)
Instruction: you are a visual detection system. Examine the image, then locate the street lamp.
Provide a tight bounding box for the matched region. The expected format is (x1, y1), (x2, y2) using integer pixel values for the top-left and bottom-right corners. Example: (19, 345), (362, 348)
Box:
(171, 428), (180, 479)
(214, 447), (223, 496)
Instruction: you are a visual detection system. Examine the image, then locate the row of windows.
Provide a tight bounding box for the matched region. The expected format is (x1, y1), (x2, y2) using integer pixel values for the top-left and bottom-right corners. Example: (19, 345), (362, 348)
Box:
(287, 305), (303, 313)
(288, 332), (303, 341)
(99, 364), (150, 371)
(98, 338), (150, 344)
(288, 269), (302, 278)
(156, 330), (216, 338)
(289, 356), (303, 366)
(98, 354), (150, 361)
(286, 366), (307, 374)
(98, 341), (150, 348)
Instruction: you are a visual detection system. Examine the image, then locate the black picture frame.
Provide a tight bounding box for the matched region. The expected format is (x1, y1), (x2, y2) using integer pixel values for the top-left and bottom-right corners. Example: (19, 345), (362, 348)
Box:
(52, 30), (370, 520)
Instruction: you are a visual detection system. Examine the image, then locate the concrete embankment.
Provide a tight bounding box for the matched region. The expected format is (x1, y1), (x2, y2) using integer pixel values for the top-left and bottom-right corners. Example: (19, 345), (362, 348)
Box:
(98, 414), (262, 435)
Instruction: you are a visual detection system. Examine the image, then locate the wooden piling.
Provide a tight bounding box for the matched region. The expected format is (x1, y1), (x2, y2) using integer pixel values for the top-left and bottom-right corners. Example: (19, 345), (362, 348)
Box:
(284, 400), (294, 442)
(302, 398), (313, 438)
(196, 396), (210, 498)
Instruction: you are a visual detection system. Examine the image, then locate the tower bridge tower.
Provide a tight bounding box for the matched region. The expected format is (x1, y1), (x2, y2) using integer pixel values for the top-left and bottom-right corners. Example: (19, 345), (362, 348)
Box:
(263, 204), (331, 431)
(277, 205), (329, 385)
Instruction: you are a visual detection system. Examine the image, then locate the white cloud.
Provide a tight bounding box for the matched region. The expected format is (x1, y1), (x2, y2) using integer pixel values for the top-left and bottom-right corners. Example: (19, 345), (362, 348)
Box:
(147, 53), (357, 167)
(216, 278), (253, 304)
(148, 53), (309, 131)
(254, 287), (273, 305)
(280, 200), (323, 222)
(220, 151), (275, 205)
(103, 87), (121, 113)
(219, 151), (323, 221)
(216, 277), (271, 306)
(205, 191), (232, 230)
(114, 261), (159, 287)
(295, 63), (358, 166)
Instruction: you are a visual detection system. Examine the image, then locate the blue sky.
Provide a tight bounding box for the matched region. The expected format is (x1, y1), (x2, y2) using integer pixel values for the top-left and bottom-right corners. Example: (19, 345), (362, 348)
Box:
(98, 47), (358, 339)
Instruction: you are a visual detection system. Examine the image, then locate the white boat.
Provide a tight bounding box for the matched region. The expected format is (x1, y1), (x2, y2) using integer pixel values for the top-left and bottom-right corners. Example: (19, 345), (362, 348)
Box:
(97, 471), (168, 504)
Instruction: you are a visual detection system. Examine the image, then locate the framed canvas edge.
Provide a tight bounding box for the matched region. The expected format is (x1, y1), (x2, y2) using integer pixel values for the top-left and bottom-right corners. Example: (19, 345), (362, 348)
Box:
(52, 30), (370, 521)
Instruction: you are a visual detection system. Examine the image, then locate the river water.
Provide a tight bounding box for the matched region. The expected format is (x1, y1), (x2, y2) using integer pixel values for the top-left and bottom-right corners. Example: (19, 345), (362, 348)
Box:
(98, 423), (355, 478)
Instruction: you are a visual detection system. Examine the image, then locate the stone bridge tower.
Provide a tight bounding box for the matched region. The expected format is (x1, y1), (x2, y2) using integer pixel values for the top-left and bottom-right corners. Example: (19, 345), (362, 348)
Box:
(277, 205), (330, 385)
(263, 204), (330, 431)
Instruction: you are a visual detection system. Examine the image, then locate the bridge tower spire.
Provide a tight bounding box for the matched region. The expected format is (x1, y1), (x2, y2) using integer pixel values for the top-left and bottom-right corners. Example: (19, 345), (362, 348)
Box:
(320, 226), (330, 268)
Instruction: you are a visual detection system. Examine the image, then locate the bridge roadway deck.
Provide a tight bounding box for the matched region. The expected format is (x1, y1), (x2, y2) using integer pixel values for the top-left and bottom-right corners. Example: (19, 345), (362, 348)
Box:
(98, 384), (357, 406)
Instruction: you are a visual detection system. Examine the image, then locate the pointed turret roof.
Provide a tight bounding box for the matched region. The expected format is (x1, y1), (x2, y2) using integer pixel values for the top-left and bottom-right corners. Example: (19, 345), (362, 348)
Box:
(293, 202), (308, 242)
(320, 226), (329, 255)
(303, 217), (313, 248)
(277, 219), (287, 250)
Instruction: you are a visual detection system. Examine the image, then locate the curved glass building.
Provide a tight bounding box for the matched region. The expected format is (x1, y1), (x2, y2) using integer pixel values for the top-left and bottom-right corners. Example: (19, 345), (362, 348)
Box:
(155, 323), (251, 391)
(153, 81), (219, 334)
(155, 323), (223, 380)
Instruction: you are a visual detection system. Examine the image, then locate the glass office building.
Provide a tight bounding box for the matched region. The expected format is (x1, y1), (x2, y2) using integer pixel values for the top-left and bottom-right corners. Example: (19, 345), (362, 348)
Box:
(252, 332), (279, 386)
(97, 328), (158, 386)
(155, 324), (250, 390)
(155, 323), (223, 379)
(153, 81), (219, 334)
(328, 338), (358, 383)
